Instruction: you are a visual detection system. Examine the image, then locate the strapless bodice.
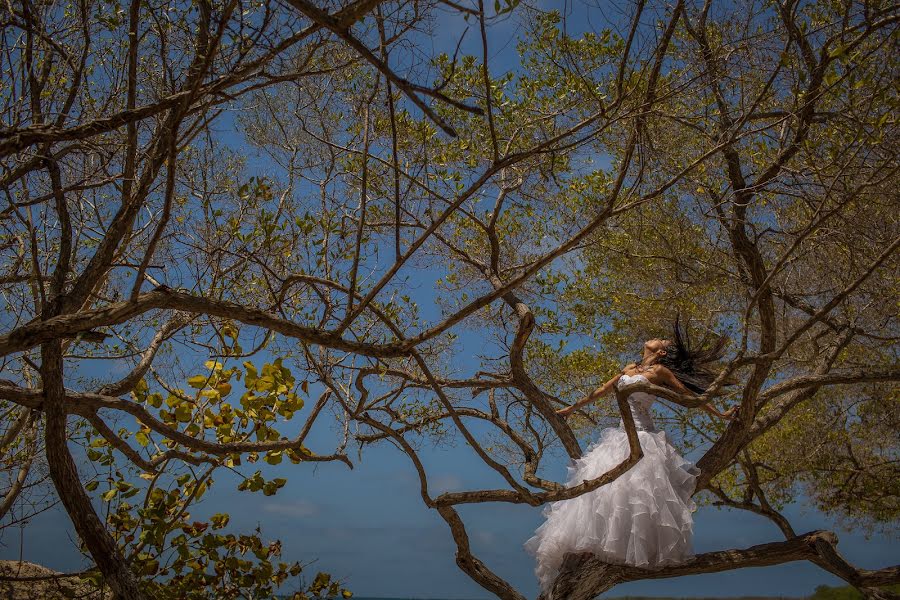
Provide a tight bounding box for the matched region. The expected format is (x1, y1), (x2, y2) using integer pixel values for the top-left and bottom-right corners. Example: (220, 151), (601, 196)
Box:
(614, 373), (657, 432)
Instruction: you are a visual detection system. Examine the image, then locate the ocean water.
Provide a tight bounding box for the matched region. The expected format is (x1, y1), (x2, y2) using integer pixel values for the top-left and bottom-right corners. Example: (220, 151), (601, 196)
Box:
(338, 597), (802, 600)
(276, 596), (488, 600)
(331, 597), (489, 600)
(326, 594), (804, 600)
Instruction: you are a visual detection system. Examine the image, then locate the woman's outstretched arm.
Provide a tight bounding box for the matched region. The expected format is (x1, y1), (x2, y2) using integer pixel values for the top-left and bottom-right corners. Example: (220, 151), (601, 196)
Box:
(556, 373), (622, 417)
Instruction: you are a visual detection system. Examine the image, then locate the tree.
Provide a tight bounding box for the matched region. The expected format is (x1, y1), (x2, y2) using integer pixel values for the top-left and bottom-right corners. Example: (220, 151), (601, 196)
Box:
(0, 0), (897, 599)
(812, 585), (900, 600)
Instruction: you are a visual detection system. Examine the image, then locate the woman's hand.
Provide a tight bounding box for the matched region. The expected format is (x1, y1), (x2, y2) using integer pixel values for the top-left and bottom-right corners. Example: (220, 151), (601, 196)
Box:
(721, 405), (740, 420)
(702, 401), (739, 420)
(556, 405), (576, 418)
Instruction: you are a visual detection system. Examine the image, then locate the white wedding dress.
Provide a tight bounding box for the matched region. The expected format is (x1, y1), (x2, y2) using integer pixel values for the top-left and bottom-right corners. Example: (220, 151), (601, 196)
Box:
(524, 373), (699, 594)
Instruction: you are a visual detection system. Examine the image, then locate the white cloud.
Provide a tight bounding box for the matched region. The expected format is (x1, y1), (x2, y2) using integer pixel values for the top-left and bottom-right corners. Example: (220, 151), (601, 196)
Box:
(473, 530), (496, 547)
(430, 473), (463, 494)
(262, 499), (319, 518)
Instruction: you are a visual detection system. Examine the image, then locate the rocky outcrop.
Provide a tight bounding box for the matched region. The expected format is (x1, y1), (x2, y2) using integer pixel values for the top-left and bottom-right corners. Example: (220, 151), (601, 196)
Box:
(0, 560), (110, 599)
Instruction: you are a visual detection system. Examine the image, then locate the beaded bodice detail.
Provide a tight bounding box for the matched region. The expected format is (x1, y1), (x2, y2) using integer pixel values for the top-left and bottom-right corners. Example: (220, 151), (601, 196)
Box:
(614, 373), (657, 432)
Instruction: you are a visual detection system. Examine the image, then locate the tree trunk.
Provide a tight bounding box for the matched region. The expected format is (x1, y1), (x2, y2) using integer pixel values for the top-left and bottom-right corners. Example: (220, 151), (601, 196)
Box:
(41, 341), (148, 600)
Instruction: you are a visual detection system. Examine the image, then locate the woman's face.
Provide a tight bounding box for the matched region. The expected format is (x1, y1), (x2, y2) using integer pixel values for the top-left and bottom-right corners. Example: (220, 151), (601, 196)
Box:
(644, 338), (671, 356)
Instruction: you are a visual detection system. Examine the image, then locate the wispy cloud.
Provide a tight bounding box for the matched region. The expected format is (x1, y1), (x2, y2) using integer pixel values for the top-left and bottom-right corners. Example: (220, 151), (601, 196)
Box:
(473, 530), (496, 547)
(431, 473), (463, 494)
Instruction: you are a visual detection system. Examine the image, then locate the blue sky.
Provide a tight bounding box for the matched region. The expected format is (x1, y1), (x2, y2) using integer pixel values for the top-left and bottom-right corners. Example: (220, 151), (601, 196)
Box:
(5, 414), (898, 598)
(2, 1), (897, 598)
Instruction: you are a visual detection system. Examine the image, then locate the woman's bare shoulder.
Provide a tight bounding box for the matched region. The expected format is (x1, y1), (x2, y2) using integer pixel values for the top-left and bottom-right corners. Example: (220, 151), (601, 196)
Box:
(650, 363), (674, 376)
(647, 363), (676, 381)
(637, 364), (674, 386)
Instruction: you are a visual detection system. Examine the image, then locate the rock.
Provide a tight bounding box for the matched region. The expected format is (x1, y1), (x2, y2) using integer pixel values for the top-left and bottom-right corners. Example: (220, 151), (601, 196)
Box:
(0, 560), (110, 599)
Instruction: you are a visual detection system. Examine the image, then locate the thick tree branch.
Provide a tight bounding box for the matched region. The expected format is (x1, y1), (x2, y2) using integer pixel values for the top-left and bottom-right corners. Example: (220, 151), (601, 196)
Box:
(546, 530), (900, 600)
(0, 287), (413, 359)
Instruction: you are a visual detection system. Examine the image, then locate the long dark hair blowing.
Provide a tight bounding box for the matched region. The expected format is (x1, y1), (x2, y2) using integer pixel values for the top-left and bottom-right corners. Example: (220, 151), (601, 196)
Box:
(657, 315), (728, 394)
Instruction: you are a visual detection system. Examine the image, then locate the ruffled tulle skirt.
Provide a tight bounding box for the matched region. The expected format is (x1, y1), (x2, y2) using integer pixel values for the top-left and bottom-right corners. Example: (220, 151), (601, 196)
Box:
(523, 426), (699, 594)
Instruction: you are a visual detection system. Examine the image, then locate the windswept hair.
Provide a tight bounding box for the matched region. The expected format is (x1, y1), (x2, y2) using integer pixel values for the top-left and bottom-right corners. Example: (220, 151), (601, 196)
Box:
(657, 315), (729, 394)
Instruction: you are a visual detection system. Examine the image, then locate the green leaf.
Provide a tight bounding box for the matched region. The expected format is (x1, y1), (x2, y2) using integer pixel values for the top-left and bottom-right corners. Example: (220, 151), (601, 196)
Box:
(211, 513), (230, 529)
(175, 405), (193, 422)
(139, 558), (159, 576)
(255, 375), (275, 392)
(828, 43), (848, 59)
(187, 375), (208, 389)
(134, 378), (149, 397)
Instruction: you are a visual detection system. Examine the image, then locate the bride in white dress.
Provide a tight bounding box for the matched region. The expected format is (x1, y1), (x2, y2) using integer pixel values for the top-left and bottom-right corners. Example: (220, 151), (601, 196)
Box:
(524, 319), (738, 595)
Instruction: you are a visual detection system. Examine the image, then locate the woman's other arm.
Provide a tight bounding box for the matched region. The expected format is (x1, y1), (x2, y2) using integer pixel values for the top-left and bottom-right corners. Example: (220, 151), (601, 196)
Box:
(653, 366), (739, 420)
